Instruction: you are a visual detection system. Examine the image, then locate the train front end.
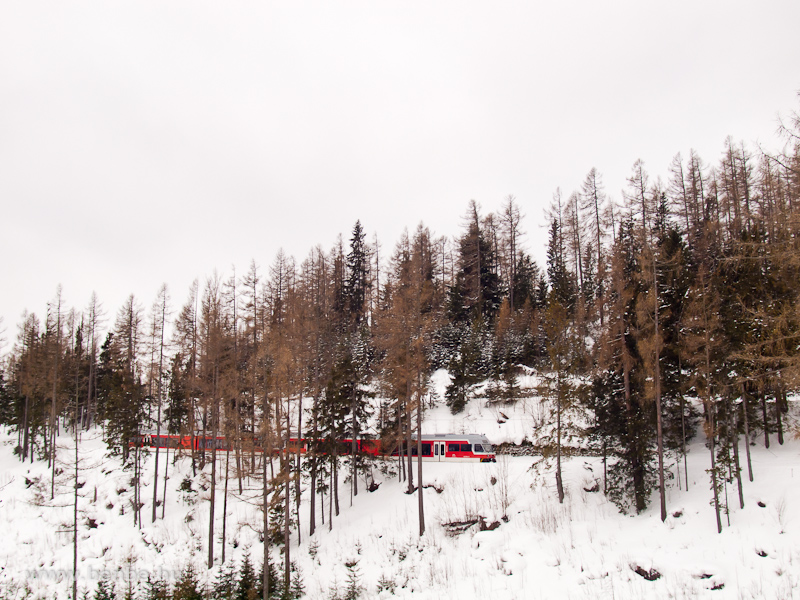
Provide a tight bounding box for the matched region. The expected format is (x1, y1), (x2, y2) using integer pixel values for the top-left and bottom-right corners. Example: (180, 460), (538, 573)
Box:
(472, 435), (496, 462)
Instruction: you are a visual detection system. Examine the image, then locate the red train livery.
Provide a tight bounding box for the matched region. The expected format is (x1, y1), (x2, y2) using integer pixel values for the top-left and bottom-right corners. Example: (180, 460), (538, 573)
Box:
(131, 432), (496, 463)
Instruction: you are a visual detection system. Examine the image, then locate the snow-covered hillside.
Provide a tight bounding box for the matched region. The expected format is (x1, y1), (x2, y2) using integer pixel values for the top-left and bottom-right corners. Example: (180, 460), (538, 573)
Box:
(1, 380), (798, 600)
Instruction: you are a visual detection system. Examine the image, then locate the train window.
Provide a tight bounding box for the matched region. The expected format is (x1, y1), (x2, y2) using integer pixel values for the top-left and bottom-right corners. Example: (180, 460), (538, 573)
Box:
(434, 444), (439, 456)
(447, 443), (460, 452)
(460, 443), (472, 452)
(473, 444), (483, 452)
(421, 443), (432, 457)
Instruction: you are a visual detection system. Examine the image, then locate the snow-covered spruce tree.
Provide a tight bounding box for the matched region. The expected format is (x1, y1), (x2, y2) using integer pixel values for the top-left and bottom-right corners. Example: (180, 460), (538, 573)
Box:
(93, 578), (116, 600)
(142, 574), (170, 600)
(546, 201), (576, 317)
(98, 295), (145, 464)
(172, 564), (203, 600)
(447, 201), (503, 325)
(96, 296), (150, 528)
(443, 319), (490, 414)
(487, 298), (529, 404)
(591, 216), (657, 514)
(443, 201), (503, 413)
(342, 220), (376, 501)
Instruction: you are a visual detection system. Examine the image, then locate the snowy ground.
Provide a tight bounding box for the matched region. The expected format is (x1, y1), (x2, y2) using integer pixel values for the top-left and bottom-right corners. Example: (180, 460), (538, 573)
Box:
(1, 375), (798, 599)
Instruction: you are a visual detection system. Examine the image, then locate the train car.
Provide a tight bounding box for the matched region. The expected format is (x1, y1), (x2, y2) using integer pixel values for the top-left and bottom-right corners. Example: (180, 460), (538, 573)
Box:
(390, 434), (496, 463)
(131, 432), (495, 462)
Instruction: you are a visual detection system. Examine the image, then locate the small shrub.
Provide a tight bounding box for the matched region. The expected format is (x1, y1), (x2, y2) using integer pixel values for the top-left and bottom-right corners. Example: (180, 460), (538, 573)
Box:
(376, 573), (396, 594)
(343, 561), (362, 600)
(308, 538), (319, 561)
(632, 565), (661, 581)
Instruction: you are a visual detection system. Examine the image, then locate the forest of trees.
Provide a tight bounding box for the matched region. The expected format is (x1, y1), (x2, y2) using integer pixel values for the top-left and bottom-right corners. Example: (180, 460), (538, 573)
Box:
(1, 103), (800, 598)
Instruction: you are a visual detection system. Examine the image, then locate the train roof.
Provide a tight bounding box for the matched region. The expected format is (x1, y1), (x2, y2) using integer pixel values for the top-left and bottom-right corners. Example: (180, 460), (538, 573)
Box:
(413, 433), (491, 442)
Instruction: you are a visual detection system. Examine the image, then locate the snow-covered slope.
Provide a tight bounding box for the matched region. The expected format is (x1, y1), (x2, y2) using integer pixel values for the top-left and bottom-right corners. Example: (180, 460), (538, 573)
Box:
(1, 383), (798, 599)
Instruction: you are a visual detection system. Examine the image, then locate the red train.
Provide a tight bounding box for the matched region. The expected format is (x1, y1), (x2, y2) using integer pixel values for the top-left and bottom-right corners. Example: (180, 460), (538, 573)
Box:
(131, 432), (496, 463)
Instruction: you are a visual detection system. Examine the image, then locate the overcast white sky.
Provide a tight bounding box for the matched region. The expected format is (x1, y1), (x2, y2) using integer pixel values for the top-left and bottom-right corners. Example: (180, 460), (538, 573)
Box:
(1, 0), (798, 342)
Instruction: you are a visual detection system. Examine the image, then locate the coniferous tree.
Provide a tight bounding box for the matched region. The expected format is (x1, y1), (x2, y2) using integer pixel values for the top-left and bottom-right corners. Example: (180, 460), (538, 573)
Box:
(581, 168), (608, 324)
(173, 565), (204, 600)
(541, 300), (580, 503)
(593, 217), (656, 513)
(143, 576), (170, 600)
(98, 295), (146, 468)
(546, 216), (574, 314)
(447, 201), (503, 324)
(236, 554), (258, 600)
(94, 579), (116, 600)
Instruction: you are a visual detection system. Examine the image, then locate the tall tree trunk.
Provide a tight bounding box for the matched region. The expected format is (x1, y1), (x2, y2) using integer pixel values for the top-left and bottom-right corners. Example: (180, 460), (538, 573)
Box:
(416, 391), (425, 536)
(602, 438), (607, 495)
(152, 295), (166, 523)
(654, 255), (666, 522)
(135, 440), (142, 529)
(729, 400), (744, 509)
(351, 387), (358, 503)
(51, 294), (62, 501)
(555, 373), (564, 504)
(702, 286), (722, 534)
(283, 397), (291, 593)
(309, 394), (318, 538)
(262, 434), (270, 600)
(22, 396), (30, 462)
(397, 416), (405, 483)
(708, 412), (722, 534)
(208, 376), (218, 569)
(161, 443), (169, 520)
(680, 357), (688, 491)
(73, 390), (79, 600)
(190, 400), (197, 477)
(741, 385), (753, 482)
(296, 393), (302, 545)
(333, 453), (339, 517)
(775, 387), (784, 445)
(406, 385), (414, 493)
(222, 444), (230, 564)
(623, 339), (643, 511)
